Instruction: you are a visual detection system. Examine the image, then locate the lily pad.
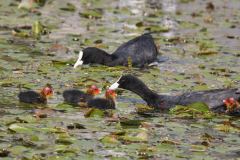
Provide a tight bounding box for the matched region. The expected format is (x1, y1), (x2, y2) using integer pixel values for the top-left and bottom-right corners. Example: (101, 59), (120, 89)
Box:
(9, 124), (33, 134)
(186, 102), (211, 113)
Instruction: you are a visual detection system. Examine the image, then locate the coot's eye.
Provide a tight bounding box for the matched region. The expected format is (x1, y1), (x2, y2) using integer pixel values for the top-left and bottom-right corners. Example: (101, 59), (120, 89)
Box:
(84, 56), (87, 57)
(159, 102), (164, 106)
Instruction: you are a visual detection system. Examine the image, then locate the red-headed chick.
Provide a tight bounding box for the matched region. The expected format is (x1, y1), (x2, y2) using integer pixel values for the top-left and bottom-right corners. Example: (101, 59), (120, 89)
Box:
(223, 97), (240, 112)
(87, 89), (117, 109)
(63, 85), (101, 103)
(18, 86), (54, 104)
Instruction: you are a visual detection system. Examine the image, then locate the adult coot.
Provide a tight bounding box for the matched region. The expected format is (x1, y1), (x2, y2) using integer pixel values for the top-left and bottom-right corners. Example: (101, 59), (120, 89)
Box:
(109, 74), (240, 114)
(74, 33), (158, 68)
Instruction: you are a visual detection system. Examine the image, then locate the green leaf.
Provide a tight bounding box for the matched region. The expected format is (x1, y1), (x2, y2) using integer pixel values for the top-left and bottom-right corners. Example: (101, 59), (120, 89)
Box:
(7, 146), (29, 151)
(177, 113), (192, 117)
(9, 124), (33, 134)
(169, 105), (186, 114)
(100, 136), (119, 144)
(214, 124), (240, 131)
(89, 109), (105, 118)
(35, 127), (58, 132)
(32, 21), (43, 36)
(80, 10), (102, 17)
(180, 22), (199, 28)
(186, 102), (211, 113)
(123, 136), (147, 142)
(46, 25), (60, 29)
(98, 28), (118, 32)
(56, 104), (73, 108)
(150, 26), (169, 32)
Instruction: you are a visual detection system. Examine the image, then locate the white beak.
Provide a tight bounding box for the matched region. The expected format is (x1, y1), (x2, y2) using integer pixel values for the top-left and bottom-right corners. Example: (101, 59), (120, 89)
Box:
(74, 51), (84, 68)
(109, 76), (122, 90)
(109, 82), (119, 90)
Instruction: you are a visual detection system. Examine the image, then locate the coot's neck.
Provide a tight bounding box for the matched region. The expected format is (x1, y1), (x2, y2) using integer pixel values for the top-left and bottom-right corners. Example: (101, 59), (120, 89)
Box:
(94, 49), (113, 65)
(120, 75), (179, 109)
(123, 77), (160, 107)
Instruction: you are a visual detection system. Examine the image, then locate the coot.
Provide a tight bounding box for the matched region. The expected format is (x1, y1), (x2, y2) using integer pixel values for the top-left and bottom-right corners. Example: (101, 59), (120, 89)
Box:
(223, 97), (239, 112)
(63, 85), (100, 103)
(109, 74), (240, 113)
(87, 89), (116, 109)
(74, 33), (158, 68)
(18, 86), (54, 104)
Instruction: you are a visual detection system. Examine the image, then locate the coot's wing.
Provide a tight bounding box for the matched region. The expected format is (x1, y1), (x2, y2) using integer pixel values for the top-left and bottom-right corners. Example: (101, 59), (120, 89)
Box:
(176, 88), (239, 109)
(112, 33), (158, 67)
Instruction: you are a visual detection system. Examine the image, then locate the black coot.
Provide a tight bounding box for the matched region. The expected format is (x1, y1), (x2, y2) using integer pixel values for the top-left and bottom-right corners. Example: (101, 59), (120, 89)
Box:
(87, 89), (116, 109)
(74, 33), (158, 68)
(18, 86), (54, 104)
(63, 85), (100, 103)
(109, 74), (240, 114)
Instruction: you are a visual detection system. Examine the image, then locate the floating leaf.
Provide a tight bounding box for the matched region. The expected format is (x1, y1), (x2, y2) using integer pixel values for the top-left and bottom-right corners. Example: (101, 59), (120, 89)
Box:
(177, 113), (192, 117)
(180, 22), (199, 28)
(51, 44), (69, 53)
(60, 4), (77, 11)
(56, 104), (73, 109)
(136, 132), (149, 141)
(161, 139), (180, 145)
(150, 26), (169, 32)
(84, 107), (95, 117)
(35, 127), (58, 132)
(80, 10), (102, 18)
(9, 124), (33, 134)
(201, 133), (213, 139)
(197, 50), (219, 55)
(100, 136), (119, 144)
(112, 130), (127, 135)
(7, 146), (29, 152)
(186, 102), (211, 113)
(169, 105), (186, 114)
(32, 21), (43, 36)
(46, 25), (60, 29)
(98, 28), (118, 32)
(123, 136), (147, 142)
(89, 108), (105, 118)
(214, 124), (240, 131)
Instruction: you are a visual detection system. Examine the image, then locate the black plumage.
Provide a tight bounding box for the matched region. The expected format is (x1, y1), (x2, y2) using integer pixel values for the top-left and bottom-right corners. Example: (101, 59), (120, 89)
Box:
(18, 91), (47, 103)
(63, 89), (93, 103)
(18, 86), (54, 104)
(109, 74), (240, 115)
(63, 85), (100, 103)
(74, 33), (158, 68)
(87, 89), (116, 109)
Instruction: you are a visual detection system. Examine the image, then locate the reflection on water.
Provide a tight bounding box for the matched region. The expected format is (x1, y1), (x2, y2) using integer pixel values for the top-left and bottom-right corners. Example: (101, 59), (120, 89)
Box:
(160, 0), (179, 38)
(162, 0), (177, 12)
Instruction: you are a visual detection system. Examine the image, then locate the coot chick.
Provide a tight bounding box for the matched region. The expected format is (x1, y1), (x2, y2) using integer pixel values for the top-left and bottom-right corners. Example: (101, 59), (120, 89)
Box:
(109, 74), (240, 113)
(63, 85), (100, 103)
(87, 89), (116, 109)
(223, 97), (239, 112)
(74, 33), (158, 68)
(18, 86), (54, 104)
